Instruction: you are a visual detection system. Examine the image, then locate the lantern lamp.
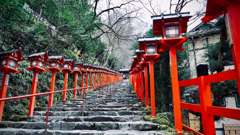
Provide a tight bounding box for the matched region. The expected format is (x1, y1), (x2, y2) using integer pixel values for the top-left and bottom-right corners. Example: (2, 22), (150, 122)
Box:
(27, 52), (49, 72)
(138, 37), (162, 58)
(151, 12), (191, 38)
(136, 49), (145, 63)
(83, 63), (89, 72)
(61, 58), (74, 72)
(73, 61), (83, 73)
(0, 49), (25, 73)
(47, 56), (64, 72)
(88, 64), (93, 72)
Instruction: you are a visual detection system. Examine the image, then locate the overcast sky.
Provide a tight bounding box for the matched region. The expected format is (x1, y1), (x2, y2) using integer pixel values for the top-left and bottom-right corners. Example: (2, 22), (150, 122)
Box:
(96, 0), (206, 34)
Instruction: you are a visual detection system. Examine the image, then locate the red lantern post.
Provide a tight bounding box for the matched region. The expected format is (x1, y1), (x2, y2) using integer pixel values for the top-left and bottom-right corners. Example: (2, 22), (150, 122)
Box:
(83, 63), (90, 93)
(94, 66), (97, 90)
(27, 52), (49, 116)
(47, 56), (64, 106)
(61, 58), (74, 100)
(136, 49), (145, 102)
(138, 37), (161, 118)
(138, 50), (150, 108)
(151, 12), (191, 134)
(80, 64), (85, 95)
(0, 49), (25, 121)
(72, 61), (83, 98)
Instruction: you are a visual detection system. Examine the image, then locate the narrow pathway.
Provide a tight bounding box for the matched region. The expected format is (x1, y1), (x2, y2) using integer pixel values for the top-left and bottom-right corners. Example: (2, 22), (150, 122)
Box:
(0, 80), (162, 135)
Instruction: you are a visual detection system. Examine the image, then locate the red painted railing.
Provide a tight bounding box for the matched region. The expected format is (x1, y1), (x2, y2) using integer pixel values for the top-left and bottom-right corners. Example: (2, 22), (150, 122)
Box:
(179, 69), (240, 135)
(0, 82), (119, 135)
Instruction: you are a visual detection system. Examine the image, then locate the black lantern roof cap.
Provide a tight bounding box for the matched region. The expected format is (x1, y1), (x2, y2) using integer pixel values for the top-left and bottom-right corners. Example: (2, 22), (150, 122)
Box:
(136, 49), (145, 54)
(49, 56), (63, 60)
(75, 61), (83, 65)
(64, 58), (74, 62)
(0, 49), (25, 61)
(151, 12), (191, 20)
(0, 49), (20, 55)
(28, 52), (46, 58)
(138, 36), (162, 42)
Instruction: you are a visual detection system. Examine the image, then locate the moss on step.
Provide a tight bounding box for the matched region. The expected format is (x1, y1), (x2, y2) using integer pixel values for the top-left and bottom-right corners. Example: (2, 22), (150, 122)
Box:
(11, 115), (28, 121)
(143, 115), (152, 121)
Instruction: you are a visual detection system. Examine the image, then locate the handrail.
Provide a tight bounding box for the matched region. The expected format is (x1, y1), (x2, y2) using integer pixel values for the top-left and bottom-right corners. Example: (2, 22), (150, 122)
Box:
(0, 85), (104, 102)
(179, 69), (240, 134)
(0, 81), (119, 135)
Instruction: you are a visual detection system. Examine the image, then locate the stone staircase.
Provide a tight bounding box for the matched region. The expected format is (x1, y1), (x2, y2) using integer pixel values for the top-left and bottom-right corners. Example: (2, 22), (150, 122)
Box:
(0, 80), (162, 135)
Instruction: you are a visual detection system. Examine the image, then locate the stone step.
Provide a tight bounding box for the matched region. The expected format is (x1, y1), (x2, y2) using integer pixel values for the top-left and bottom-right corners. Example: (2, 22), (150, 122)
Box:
(0, 128), (163, 135)
(42, 107), (82, 111)
(28, 116), (141, 122)
(97, 105), (126, 108)
(34, 111), (144, 116)
(90, 107), (128, 111)
(0, 121), (159, 131)
(41, 106), (131, 111)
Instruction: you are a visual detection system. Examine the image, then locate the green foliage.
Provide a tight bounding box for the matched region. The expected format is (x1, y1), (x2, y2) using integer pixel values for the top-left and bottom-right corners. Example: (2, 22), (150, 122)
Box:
(0, 0), (114, 120)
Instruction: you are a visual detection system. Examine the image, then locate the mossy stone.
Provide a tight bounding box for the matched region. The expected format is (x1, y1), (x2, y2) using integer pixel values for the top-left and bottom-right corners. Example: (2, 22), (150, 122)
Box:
(152, 118), (170, 126)
(11, 115), (28, 121)
(159, 125), (168, 130)
(143, 115), (152, 121)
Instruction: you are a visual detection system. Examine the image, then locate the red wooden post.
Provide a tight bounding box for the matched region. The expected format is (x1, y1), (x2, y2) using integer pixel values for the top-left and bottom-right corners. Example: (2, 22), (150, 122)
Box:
(101, 72), (103, 101)
(90, 72), (93, 92)
(49, 71), (56, 106)
(227, 4), (240, 98)
(170, 47), (183, 134)
(140, 70), (144, 102)
(149, 60), (156, 117)
(94, 72), (96, 90)
(99, 72), (101, 104)
(0, 72), (10, 121)
(73, 72), (78, 98)
(62, 72), (68, 100)
(81, 73), (85, 95)
(138, 71), (141, 99)
(72, 61), (82, 98)
(134, 73), (137, 92)
(107, 73), (108, 96)
(144, 66), (149, 108)
(28, 72), (39, 116)
(62, 59), (74, 100)
(86, 73), (88, 93)
(136, 72), (139, 98)
(198, 76), (215, 135)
